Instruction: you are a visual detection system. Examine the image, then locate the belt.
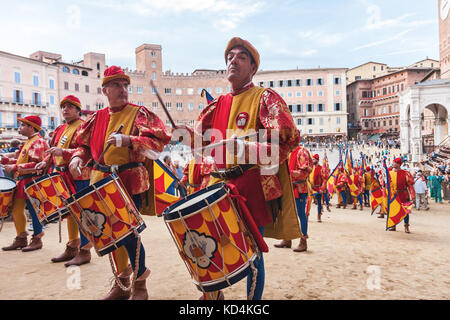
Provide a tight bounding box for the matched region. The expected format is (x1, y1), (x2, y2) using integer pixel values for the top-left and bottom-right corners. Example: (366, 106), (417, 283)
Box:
(94, 162), (143, 174)
(17, 173), (39, 181)
(54, 165), (68, 172)
(293, 180), (307, 185)
(186, 183), (201, 188)
(210, 164), (255, 180)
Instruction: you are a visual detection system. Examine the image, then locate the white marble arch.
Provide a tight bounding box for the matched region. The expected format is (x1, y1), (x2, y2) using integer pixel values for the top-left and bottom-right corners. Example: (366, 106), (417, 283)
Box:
(399, 79), (450, 163)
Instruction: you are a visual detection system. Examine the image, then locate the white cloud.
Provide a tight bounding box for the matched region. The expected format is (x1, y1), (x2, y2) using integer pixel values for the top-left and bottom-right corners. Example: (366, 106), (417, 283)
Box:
(85, 0), (264, 30)
(352, 29), (412, 51)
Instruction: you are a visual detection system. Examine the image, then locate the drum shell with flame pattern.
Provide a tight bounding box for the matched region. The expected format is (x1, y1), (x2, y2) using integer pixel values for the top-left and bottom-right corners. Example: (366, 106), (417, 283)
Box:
(163, 183), (256, 292)
(25, 173), (70, 224)
(67, 174), (146, 257)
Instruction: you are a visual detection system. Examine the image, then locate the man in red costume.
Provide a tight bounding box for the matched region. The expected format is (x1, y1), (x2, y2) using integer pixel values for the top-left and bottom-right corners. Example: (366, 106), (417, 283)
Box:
(336, 167), (348, 209)
(274, 144), (313, 252)
(178, 37), (300, 300)
(388, 158), (415, 233)
(69, 66), (171, 300)
(1, 116), (49, 252)
(350, 166), (364, 210)
(309, 154), (327, 222)
(36, 95), (93, 266)
(180, 156), (214, 194)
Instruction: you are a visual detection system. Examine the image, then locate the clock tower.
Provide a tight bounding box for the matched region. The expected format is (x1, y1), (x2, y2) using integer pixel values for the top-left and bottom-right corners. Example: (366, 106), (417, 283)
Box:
(439, 0), (450, 78)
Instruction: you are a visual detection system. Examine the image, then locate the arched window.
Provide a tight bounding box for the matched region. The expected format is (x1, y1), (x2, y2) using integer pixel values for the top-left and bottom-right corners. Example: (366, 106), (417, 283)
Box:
(62, 66), (70, 73)
(72, 69), (80, 75)
(81, 70), (88, 76)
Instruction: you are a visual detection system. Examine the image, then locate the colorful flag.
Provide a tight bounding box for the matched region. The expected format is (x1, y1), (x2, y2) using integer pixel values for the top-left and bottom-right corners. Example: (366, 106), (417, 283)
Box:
(326, 160), (342, 197)
(153, 159), (181, 216)
(383, 159), (411, 230)
(201, 89), (214, 104)
(370, 173), (385, 214)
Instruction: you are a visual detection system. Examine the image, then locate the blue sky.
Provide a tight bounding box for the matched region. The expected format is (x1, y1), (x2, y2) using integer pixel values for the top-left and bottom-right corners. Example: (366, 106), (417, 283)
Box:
(0, 0), (440, 73)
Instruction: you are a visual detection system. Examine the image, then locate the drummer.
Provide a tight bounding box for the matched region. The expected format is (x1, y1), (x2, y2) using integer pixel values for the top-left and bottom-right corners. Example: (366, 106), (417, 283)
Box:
(69, 66), (171, 300)
(180, 155), (214, 195)
(177, 37), (300, 300)
(35, 95), (93, 267)
(1, 116), (49, 252)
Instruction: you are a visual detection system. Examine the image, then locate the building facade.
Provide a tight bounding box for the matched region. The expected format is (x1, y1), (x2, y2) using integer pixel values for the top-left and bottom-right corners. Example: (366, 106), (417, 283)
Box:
(1, 43), (348, 141)
(253, 69), (348, 138)
(0, 51), (59, 140)
(347, 67), (436, 138)
(440, 0), (450, 78)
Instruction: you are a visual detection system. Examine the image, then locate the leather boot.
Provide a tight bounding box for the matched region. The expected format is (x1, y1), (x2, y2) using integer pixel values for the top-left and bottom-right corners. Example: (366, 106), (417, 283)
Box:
(2, 232), (28, 251)
(404, 224), (410, 234)
(343, 204), (347, 209)
(336, 204), (341, 208)
(130, 268), (151, 300)
(317, 213), (322, 223)
(274, 240), (291, 248)
(52, 239), (80, 263)
(102, 266), (132, 300)
(326, 205), (331, 212)
(65, 248), (91, 267)
(293, 237), (307, 252)
(359, 204), (363, 211)
(377, 213), (385, 219)
(388, 226), (396, 231)
(22, 232), (44, 252)
(352, 203), (357, 210)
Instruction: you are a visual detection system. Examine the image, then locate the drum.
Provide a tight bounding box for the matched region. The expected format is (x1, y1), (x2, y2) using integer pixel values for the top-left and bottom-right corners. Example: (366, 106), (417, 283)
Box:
(66, 174), (146, 257)
(163, 182), (257, 293)
(0, 177), (16, 218)
(25, 173), (71, 225)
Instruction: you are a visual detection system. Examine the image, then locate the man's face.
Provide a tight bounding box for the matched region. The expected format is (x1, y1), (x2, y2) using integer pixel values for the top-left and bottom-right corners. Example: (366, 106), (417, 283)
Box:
(312, 158), (318, 165)
(392, 162), (400, 169)
(102, 79), (129, 107)
(226, 46), (256, 86)
(61, 103), (80, 123)
(19, 122), (34, 137)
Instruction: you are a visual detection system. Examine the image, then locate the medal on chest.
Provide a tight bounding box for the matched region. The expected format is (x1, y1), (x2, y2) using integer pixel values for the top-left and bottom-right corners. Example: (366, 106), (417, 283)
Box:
(235, 112), (249, 129)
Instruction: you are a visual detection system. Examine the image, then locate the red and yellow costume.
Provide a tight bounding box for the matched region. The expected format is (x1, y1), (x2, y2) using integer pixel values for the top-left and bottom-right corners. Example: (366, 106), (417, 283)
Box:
(388, 168), (415, 204)
(73, 68), (171, 279)
(1, 117), (48, 236)
(195, 83), (300, 228)
(181, 157), (214, 194)
(289, 146), (313, 197)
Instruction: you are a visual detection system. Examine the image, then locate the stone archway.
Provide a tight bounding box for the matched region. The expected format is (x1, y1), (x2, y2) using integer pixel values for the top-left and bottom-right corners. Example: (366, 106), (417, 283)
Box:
(399, 79), (450, 164)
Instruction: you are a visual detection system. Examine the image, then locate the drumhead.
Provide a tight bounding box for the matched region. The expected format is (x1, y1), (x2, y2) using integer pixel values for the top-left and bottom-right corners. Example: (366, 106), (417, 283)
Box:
(163, 182), (227, 221)
(0, 177), (16, 191)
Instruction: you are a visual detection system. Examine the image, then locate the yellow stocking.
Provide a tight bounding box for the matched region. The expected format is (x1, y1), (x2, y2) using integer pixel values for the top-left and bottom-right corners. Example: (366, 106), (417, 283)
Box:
(12, 198), (27, 235)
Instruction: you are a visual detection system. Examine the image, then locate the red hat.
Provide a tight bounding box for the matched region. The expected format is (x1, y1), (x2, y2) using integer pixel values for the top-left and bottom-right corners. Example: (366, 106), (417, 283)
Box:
(313, 154), (320, 160)
(225, 37), (260, 73)
(60, 95), (82, 110)
(393, 157), (402, 165)
(366, 166), (371, 171)
(18, 115), (42, 132)
(102, 66), (130, 87)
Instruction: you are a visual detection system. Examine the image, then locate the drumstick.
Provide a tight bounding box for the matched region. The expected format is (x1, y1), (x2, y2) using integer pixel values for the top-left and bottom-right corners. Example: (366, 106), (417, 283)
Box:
(150, 80), (177, 129)
(95, 124), (124, 168)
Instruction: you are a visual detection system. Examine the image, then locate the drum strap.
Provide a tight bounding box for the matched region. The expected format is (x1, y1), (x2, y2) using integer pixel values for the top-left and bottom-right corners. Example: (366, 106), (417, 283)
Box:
(94, 162), (143, 174)
(292, 180), (307, 185)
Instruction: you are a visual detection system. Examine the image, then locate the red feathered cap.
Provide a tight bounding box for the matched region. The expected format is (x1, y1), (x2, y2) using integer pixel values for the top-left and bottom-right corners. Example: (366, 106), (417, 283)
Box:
(393, 157), (402, 165)
(18, 115), (42, 132)
(102, 66), (130, 87)
(313, 154), (320, 160)
(60, 95), (82, 110)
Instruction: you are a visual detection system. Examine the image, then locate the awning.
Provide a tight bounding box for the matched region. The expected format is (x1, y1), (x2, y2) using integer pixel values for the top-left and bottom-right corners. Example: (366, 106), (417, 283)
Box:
(367, 133), (382, 141)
